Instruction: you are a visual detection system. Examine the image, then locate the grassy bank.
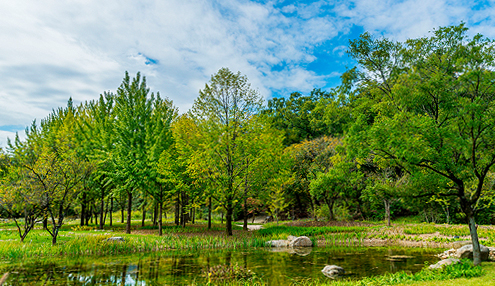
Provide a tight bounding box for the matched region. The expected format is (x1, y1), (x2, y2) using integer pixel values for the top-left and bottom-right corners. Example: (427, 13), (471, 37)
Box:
(1, 218), (495, 259)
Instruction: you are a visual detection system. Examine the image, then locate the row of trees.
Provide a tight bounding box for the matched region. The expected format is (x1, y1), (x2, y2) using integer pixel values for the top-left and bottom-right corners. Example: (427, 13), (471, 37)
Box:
(1, 23), (494, 265)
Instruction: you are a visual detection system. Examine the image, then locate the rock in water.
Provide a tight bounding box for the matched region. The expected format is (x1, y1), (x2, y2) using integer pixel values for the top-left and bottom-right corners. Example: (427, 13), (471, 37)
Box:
(429, 258), (460, 270)
(456, 244), (490, 261)
(289, 236), (313, 247)
(321, 265), (345, 278)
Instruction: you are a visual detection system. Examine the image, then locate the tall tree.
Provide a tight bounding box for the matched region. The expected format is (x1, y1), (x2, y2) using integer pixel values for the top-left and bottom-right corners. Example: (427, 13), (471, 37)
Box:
(189, 67), (264, 236)
(113, 72), (154, 234)
(347, 24), (495, 265)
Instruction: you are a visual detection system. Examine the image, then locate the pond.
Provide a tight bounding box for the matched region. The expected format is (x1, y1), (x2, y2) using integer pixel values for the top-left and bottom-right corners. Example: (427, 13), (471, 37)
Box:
(1, 247), (440, 285)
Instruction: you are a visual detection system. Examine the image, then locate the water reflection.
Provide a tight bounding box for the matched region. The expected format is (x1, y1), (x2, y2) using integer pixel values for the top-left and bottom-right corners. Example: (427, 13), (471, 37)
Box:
(1, 247), (440, 285)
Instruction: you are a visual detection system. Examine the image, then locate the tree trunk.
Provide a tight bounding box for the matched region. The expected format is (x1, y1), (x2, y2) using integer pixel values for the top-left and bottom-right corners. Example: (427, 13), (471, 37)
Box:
(208, 197), (212, 230)
(468, 215), (482, 265)
(141, 203), (146, 227)
(192, 207), (195, 224)
(174, 195), (180, 226)
(384, 199), (391, 227)
(110, 197), (113, 227)
(226, 204), (233, 236)
(153, 202), (158, 226)
(159, 201), (163, 236)
(243, 197), (248, 231)
(80, 193), (86, 226)
(94, 204), (98, 226)
(325, 198), (335, 221)
(121, 208), (124, 224)
(126, 190), (132, 234)
(99, 193), (105, 230)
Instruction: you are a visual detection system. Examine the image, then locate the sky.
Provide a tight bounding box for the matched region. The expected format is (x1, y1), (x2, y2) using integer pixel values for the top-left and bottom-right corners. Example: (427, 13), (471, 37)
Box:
(1, 0), (494, 147)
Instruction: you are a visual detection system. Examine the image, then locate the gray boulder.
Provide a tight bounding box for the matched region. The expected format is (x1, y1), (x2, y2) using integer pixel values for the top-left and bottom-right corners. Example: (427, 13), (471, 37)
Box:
(429, 258), (460, 270)
(456, 244), (490, 261)
(322, 265), (345, 278)
(452, 241), (472, 249)
(266, 240), (288, 247)
(107, 236), (125, 242)
(289, 236), (313, 247)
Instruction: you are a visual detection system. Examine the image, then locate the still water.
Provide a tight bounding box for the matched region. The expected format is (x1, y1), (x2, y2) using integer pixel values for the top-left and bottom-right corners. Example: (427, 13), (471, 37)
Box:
(1, 247), (440, 285)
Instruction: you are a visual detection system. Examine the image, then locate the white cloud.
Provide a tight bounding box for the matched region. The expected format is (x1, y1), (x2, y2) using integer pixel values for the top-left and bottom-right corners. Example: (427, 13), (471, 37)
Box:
(0, 0), (492, 147)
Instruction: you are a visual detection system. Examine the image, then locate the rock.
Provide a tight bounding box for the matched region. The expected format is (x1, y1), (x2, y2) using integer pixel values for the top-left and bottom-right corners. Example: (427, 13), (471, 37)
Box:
(488, 247), (495, 261)
(107, 237), (125, 242)
(289, 247), (313, 256)
(429, 258), (460, 270)
(456, 244), (490, 261)
(287, 235), (297, 243)
(322, 265), (345, 278)
(437, 248), (456, 259)
(289, 236), (313, 247)
(452, 241), (471, 249)
(266, 240), (288, 247)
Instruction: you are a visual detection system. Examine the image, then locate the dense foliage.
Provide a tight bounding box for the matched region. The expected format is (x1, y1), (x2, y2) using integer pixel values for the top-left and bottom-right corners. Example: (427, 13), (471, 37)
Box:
(1, 24), (495, 265)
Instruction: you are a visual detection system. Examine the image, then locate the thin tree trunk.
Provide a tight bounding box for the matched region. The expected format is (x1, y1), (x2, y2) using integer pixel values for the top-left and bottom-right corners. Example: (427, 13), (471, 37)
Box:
(153, 202), (158, 226)
(121, 208), (124, 224)
(126, 190), (132, 234)
(325, 198), (335, 221)
(226, 201), (233, 236)
(80, 193), (86, 226)
(243, 197), (248, 231)
(174, 194), (180, 226)
(192, 207), (195, 224)
(141, 203), (146, 227)
(99, 192), (105, 230)
(110, 197), (113, 227)
(208, 197), (212, 230)
(159, 201), (163, 236)
(384, 199), (391, 227)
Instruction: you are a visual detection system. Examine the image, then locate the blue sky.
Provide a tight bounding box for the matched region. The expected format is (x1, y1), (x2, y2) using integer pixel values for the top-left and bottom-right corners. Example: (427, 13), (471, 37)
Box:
(0, 0), (494, 147)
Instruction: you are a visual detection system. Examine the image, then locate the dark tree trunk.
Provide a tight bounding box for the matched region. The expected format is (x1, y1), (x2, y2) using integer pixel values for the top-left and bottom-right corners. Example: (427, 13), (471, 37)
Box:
(174, 195), (180, 226)
(159, 201), (163, 236)
(192, 207), (195, 224)
(80, 192), (86, 226)
(99, 192), (105, 230)
(94, 204), (98, 226)
(43, 216), (48, 230)
(126, 190), (132, 234)
(153, 202), (158, 226)
(121, 208), (124, 224)
(243, 197), (248, 231)
(208, 197), (212, 230)
(141, 203), (146, 227)
(226, 203), (233, 236)
(110, 197), (113, 227)
(324, 197), (335, 221)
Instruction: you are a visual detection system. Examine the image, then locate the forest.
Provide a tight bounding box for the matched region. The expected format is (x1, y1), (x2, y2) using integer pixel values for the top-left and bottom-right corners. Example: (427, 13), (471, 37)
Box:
(1, 23), (494, 268)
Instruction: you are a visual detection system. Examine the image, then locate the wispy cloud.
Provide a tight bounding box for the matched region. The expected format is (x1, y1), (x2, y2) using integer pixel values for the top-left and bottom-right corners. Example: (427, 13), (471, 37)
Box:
(0, 0), (492, 146)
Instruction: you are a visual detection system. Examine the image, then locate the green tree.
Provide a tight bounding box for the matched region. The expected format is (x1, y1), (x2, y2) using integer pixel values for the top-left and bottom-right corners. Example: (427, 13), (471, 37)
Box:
(112, 72), (154, 234)
(189, 67), (264, 236)
(347, 23), (495, 265)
